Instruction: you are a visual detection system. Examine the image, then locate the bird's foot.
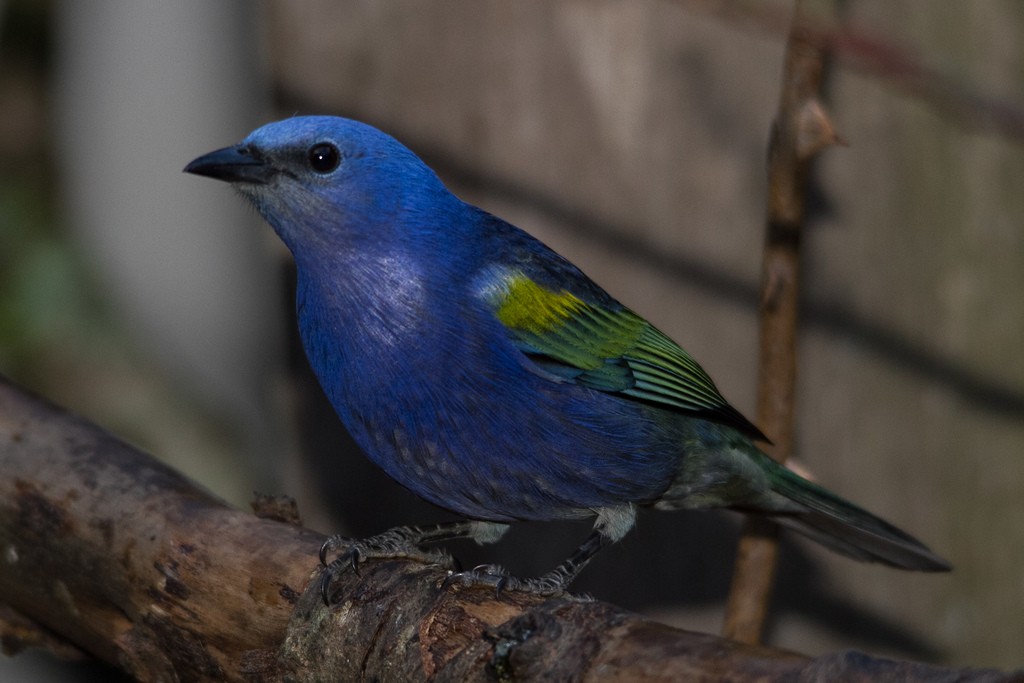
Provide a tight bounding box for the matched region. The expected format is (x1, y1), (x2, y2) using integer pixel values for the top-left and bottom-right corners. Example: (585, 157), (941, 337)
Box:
(443, 529), (608, 599)
(442, 564), (571, 598)
(318, 524), (461, 604)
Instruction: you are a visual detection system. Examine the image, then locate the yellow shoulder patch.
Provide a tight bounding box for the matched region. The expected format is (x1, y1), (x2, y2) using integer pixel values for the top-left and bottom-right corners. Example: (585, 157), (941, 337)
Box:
(495, 275), (585, 334)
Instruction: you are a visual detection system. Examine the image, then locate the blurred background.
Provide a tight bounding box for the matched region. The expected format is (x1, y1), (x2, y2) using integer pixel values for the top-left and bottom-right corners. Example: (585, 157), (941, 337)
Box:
(1, 0), (1022, 678)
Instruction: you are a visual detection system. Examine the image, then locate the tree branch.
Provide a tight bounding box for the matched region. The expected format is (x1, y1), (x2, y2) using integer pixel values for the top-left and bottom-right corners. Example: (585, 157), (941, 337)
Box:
(0, 375), (318, 679)
(0, 376), (1007, 681)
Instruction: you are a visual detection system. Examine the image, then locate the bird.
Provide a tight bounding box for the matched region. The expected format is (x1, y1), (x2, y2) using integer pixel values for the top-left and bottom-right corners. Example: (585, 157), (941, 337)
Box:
(184, 115), (950, 598)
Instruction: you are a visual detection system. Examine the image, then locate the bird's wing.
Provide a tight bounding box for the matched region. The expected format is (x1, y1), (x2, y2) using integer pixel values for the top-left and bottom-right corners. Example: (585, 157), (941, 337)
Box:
(483, 268), (768, 441)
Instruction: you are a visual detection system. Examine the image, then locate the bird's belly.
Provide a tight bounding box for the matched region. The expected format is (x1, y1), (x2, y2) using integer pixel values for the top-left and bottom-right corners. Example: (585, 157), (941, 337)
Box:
(337, 379), (681, 522)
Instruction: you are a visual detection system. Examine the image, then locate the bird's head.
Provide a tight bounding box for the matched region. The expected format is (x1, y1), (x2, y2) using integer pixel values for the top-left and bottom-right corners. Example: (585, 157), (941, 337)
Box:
(184, 116), (458, 260)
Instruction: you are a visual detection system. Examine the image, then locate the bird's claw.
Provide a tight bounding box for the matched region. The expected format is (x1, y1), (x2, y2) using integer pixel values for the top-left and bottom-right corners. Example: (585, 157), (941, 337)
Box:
(318, 558), (343, 605)
(319, 534), (358, 567)
(317, 530), (454, 606)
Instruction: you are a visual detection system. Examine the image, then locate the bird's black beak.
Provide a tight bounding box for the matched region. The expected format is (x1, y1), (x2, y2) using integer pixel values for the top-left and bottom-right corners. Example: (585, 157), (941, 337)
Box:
(184, 144), (274, 185)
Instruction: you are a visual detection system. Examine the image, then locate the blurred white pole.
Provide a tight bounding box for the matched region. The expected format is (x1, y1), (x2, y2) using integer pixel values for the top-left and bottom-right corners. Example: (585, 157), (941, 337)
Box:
(53, 1), (285, 492)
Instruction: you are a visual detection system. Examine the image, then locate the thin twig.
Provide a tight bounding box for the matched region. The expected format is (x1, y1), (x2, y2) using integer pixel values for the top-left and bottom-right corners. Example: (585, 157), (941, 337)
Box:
(722, 0), (842, 645)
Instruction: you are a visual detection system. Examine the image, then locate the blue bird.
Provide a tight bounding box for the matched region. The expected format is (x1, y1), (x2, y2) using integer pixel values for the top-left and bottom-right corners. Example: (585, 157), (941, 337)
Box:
(184, 116), (950, 597)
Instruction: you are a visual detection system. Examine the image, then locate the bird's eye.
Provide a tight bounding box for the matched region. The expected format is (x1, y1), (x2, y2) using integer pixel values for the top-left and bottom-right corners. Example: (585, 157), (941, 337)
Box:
(308, 143), (340, 174)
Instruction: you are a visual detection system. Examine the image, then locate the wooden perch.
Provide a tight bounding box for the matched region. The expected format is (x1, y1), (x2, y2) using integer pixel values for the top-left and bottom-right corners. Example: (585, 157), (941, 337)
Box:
(0, 375), (1012, 682)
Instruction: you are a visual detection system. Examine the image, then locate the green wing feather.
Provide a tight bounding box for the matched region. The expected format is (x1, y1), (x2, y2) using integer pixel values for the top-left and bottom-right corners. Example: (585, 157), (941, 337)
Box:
(489, 272), (768, 441)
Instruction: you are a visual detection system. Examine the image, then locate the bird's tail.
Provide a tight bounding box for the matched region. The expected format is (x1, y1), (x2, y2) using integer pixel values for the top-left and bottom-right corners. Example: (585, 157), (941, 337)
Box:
(753, 451), (951, 572)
